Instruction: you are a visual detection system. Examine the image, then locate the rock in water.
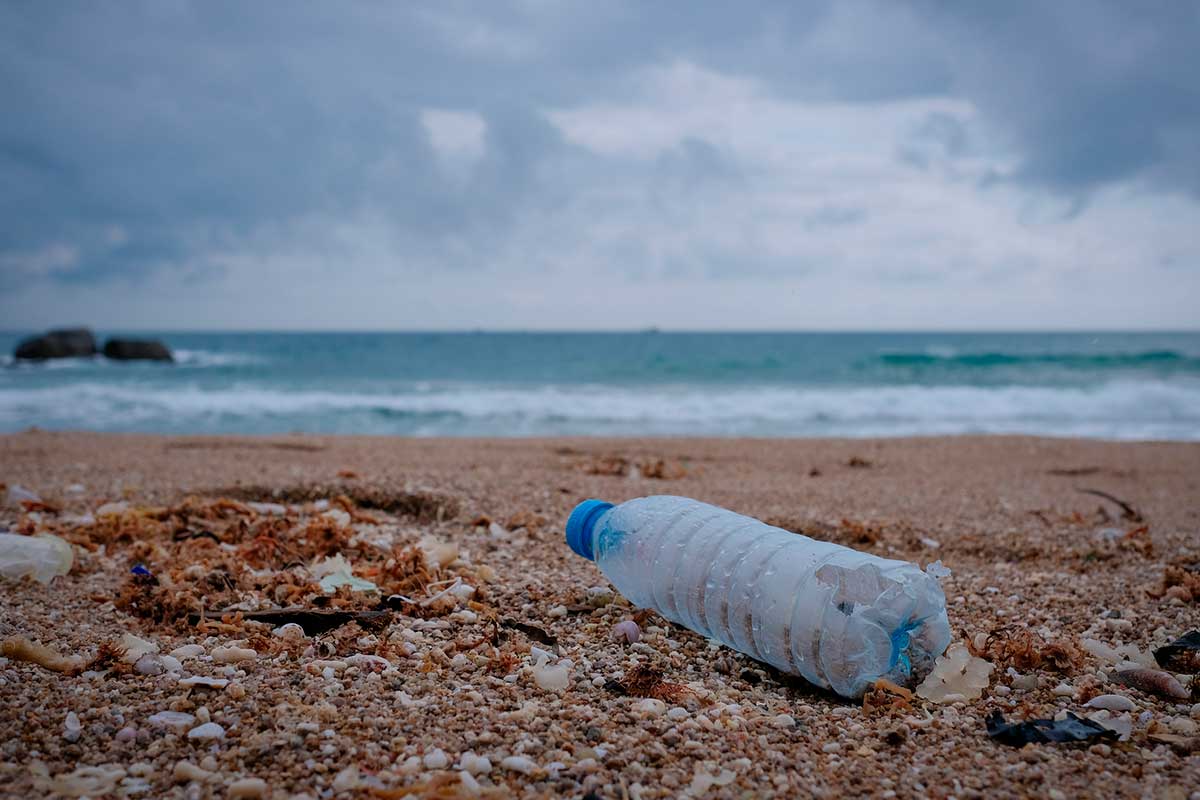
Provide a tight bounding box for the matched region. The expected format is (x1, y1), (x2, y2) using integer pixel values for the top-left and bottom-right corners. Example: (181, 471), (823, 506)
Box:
(102, 338), (174, 362)
(14, 328), (97, 360)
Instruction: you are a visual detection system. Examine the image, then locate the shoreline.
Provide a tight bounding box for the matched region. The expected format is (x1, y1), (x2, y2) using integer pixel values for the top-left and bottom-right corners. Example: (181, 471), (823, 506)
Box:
(2, 431), (1198, 797)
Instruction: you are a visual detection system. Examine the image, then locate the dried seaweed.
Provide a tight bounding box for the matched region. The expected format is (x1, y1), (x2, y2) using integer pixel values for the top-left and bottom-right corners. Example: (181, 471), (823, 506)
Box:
(862, 678), (913, 716)
(970, 627), (1084, 674)
(609, 665), (691, 702)
(499, 618), (557, 649)
(1076, 487), (1142, 522)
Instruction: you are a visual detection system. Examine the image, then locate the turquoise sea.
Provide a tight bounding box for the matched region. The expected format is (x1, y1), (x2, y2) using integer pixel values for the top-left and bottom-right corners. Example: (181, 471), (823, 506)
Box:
(1, 331), (1198, 439)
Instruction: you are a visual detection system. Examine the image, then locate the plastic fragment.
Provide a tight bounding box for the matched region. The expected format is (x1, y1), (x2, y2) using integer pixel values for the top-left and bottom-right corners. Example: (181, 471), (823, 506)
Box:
(531, 651), (571, 691)
(1086, 710), (1133, 740)
(311, 554), (378, 593)
(985, 711), (1117, 746)
(925, 560), (952, 580)
(130, 564), (152, 577)
(0, 532), (73, 584)
(119, 633), (159, 663)
(1115, 668), (1189, 700)
(916, 643), (992, 703)
(1153, 630), (1200, 674)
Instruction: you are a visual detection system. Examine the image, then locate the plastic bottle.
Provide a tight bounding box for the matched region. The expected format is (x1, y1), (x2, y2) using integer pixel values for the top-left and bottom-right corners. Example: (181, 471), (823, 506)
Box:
(565, 495), (951, 698)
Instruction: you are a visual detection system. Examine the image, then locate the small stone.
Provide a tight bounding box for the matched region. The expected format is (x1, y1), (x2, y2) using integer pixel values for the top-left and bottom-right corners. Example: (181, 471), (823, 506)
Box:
(63, 711), (82, 742)
(228, 777), (268, 799)
(179, 676), (229, 689)
(611, 620), (641, 644)
(173, 761), (211, 784)
(1169, 717), (1198, 736)
(547, 605), (567, 618)
(272, 623), (306, 640)
(500, 756), (537, 774)
(667, 707), (689, 721)
(423, 748), (450, 769)
(187, 722), (225, 740)
(458, 752), (492, 774)
(1051, 682), (1074, 697)
(148, 711), (195, 733)
(212, 646), (257, 664)
(1085, 694), (1137, 712)
(115, 726), (137, 743)
(633, 698), (667, 716)
(822, 743), (842, 754)
(770, 713), (796, 729)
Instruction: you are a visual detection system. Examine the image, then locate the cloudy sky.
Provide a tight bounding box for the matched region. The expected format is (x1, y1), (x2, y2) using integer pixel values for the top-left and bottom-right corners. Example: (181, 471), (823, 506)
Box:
(1, 1), (1197, 330)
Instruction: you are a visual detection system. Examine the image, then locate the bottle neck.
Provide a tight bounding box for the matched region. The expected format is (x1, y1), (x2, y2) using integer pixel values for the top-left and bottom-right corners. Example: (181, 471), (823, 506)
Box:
(565, 499), (614, 561)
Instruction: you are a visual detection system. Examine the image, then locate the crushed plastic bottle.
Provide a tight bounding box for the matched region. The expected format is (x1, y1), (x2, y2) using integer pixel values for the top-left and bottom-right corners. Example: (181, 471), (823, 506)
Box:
(565, 496), (952, 698)
(0, 532), (73, 584)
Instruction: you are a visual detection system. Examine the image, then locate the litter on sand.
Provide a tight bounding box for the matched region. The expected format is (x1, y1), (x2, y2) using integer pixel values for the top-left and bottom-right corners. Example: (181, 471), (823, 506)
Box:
(1153, 630), (1200, 674)
(985, 711), (1118, 747)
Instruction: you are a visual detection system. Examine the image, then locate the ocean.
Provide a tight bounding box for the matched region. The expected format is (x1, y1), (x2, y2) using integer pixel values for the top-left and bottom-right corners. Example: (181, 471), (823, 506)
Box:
(1, 331), (1198, 440)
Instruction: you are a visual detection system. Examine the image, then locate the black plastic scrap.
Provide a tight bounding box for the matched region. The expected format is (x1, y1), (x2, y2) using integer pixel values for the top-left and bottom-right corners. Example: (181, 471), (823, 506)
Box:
(187, 609), (392, 636)
(985, 711), (1118, 747)
(1153, 630), (1200, 674)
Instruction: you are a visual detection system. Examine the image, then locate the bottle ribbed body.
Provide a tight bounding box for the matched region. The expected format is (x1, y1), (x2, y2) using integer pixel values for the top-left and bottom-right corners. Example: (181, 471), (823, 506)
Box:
(590, 496), (951, 697)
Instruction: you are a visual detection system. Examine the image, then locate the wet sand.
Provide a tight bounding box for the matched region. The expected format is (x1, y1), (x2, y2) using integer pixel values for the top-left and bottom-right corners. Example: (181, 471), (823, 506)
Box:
(1, 431), (1198, 798)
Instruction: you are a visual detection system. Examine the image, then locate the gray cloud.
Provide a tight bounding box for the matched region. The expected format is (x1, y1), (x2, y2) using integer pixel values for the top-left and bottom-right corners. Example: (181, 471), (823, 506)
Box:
(0, 1), (1196, 327)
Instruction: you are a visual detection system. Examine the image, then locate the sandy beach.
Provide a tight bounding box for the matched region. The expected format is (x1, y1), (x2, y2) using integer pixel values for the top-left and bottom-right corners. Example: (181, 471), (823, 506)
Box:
(1, 430), (1198, 798)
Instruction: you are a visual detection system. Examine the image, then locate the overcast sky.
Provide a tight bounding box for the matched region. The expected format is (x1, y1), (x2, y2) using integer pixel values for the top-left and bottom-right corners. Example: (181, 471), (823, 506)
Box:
(2, 1), (1198, 330)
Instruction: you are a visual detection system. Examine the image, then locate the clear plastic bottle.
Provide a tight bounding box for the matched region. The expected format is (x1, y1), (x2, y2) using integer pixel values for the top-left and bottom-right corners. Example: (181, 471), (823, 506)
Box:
(566, 496), (951, 698)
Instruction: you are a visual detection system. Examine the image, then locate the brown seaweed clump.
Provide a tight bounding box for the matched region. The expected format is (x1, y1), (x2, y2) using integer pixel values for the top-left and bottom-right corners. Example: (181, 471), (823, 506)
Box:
(969, 628), (1084, 674)
(612, 665), (692, 703)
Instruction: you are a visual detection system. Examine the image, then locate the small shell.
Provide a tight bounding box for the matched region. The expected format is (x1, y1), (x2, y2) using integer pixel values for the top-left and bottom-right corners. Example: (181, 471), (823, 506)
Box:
(1115, 668), (1189, 701)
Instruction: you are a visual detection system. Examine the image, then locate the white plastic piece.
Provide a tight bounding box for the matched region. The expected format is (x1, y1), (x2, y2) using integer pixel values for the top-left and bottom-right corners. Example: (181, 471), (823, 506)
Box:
(916, 643), (993, 703)
(0, 532), (73, 584)
(582, 496), (952, 698)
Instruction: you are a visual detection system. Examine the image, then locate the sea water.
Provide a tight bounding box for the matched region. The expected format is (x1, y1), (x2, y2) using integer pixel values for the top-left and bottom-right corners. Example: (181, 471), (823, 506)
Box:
(0, 331), (1197, 439)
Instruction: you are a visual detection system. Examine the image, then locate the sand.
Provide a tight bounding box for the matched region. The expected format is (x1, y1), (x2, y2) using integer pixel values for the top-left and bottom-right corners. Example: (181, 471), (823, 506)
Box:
(1, 431), (1198, 799)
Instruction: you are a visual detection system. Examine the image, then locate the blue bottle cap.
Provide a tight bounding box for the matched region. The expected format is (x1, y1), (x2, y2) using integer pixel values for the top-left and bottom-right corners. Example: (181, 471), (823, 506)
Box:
(565, 499), (614, 561)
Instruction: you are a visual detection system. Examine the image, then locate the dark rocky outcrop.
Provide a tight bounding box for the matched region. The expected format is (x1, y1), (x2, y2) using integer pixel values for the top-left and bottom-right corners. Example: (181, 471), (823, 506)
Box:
(14, 328), (98, 360)
(102, 338), (174, 362)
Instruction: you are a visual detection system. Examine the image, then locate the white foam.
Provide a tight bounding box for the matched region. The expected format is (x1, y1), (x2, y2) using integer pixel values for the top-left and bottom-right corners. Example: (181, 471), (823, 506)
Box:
(1, 379), (1198, 439)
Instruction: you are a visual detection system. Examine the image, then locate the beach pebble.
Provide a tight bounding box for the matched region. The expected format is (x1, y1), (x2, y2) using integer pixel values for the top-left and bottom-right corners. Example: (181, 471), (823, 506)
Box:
(1169, 717), (1198, 735)
(500, 756), (537, 774)
(423, 748), (450, 769)
(770, 713), (797, 729)
(586, 586), (614, 606)
(134, 654), (167, 676)
(547, 605), (567, 618)
(332, 766), (360, 791)
(115, 726), (137, 742)
(186, 722), (225, 740)
(212, 645), (257, 664)
(63, 711), (82, 742)
(667, 706), (690, 721)
(148, 711), (196, 733)
(1052, 682), (1074, 697)
(459, 771), (481, 797)
(173, 761), (212, 784)
(1085, 694), (1136, 712)
(458, 753), (492, 775)
(634, 698), (667, 716)
(228, 777), (268, 799)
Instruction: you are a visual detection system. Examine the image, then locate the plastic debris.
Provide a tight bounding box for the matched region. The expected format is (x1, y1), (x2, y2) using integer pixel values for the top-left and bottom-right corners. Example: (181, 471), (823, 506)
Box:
(130, 564), (153, 577)
(925, 560), (952, 580)
(916, 643), (993, 703)
(1115, 668), (1189, 700)
(1, 635), (84, 673)
(0, 532), (73, 584)
(179, 676), (230, 689)
(1153, 630), (1200, 674)
(985, 711), (1117, 746)
(1086, 710), (1133, 740)
(311, 554), (378, 593)
(531, 648), (572, 691)
(611, 619), (641, 644)
(189, 608), (392, 636)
